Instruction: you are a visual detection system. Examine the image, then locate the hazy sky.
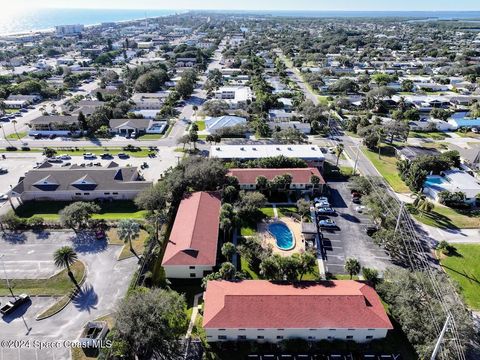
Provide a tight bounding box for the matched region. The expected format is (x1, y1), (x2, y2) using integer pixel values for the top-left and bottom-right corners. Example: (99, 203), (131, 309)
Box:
(6, 0), (480, 11)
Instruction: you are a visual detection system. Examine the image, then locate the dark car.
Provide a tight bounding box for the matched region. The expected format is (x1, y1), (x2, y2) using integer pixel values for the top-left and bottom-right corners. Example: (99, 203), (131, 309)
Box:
(118, 153), (130, 159)
(100, 153), (113, 159)
(352, 197), (361, 204)
(365, 226), (378, 236)
(0, 294), (30, 315)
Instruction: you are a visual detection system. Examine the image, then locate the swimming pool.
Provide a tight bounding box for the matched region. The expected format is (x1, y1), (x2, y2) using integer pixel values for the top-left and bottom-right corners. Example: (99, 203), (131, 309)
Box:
(425, 176), (447, 186)
(268, 223), (294, 251)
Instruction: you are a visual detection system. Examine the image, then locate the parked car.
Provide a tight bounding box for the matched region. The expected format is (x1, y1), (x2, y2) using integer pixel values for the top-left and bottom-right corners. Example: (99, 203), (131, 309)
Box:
(59, 154), (71, 160)
(83, 153), (96, 160)
(355, 206), (366, 213)
(48, 134), (56, 139)
(319, 219), (338, 229)
(47, 158), (62, 163)
(315, 201), (330, 209)
(314, 197), (329, 203)
(365, 225), (378, 237)
(0, 294), (30, 315)
(317, 207), (336, 215)
(0, 193), (8, 201)
(117, 153), (130, 159)
(352, 197), (361, 204)
(0, 168), (8, 174)
(328, 147), (335, 154)
(100, 153), (113, 159)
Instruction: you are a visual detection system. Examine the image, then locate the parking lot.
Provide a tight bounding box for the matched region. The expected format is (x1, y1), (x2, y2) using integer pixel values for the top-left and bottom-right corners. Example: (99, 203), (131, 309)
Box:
(318, 180), (396, 276)
(0, 231), (137, 360)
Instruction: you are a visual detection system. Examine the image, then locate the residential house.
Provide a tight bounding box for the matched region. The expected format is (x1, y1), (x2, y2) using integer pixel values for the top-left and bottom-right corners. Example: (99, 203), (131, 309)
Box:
(268, 110), (299, 122)
(162, 192), (221, 279)
(423, 169), (480, 205)
(203, 280), (393, 343)
(449, 144), (480, 171)
(131, 92), (169, 110)
(10, 162), (152, 202)
(227, 168), (325, 193)
(269, 121), (311, 134)
(396, 146), (440, 162)
(176, 57), (197, 68)
(109, 118), (167, 135)
(204, 116), (247, 134)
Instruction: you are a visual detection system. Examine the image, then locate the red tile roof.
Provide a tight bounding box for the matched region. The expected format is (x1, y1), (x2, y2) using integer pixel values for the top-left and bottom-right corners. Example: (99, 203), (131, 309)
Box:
(227, 168), (325, 185)
(203, 280), (393, 330)
(162, 192), (221, 266)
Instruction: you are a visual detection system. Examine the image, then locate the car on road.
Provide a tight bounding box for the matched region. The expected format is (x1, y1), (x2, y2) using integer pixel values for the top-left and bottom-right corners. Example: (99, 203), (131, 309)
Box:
(317, 207), (336, 215)
(0, 294), (30, 315)
(0, 193), (8, 201)
(59, 154), (71, 160)
(83, 153), (96, 160)
(0, 168), (8, 174)
(47, 158), (62, 163)
(319, 219), (338, 229)
(117, 153), (130, 159)
(20, 108), (28, 113)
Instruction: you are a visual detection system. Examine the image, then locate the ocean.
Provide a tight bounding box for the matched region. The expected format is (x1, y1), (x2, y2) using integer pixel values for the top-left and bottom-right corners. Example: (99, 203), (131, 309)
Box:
(1, 8), (480, 36)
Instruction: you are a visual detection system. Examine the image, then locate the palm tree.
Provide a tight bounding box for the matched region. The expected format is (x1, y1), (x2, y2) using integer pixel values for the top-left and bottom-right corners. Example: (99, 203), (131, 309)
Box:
(414, 193), (434, 216)
(344, 257), (361, 279)
(0, 100), (5, 116)
(11, 119), (20, 141)
(53, 246), (79, 287)
(117, 219), (140, 257)
(335, 143), (345, 167)
(0, 125), (13, 147)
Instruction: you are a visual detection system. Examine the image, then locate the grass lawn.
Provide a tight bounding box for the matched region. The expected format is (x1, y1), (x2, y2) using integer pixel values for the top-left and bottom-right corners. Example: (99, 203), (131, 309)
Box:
(6, 131), (28, 140)
(4, 109), (19, 114)
(440, 244), (480, 309)
(107, 228), (149, 260)
(15, 200), (147, 221)
(136, 133), (163, 140)
(0, 261), (85, 296)
(409, 131), (450, 140)
(196, 120), (206, 131)
(6, 147), (154, 157)
(362, 145), (410, 193)
(409, 204), (480, 229)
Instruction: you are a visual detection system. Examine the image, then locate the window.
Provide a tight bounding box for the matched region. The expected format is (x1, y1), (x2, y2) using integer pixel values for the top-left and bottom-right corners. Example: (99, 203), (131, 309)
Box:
(327, 336), (333, 340)
(277, 329), (284, 331)
(367, 329), (375, 331)
(308, 336), (315, 340)
(104, 192), (110, 195)
(112, 192), (118, 195)
(329, 329), (336, 331)
(309, 329), (316, 331)
(189, 273), (196, 278)
(189, 266), (195, 269)
(257, 336), (264, 340)
(218, 336), (227, 340)
(366, 336), (373, 340)
(277, 336), (284, 340)
(348, 329), (355, 331)
(218, 329), (226, 331)
(257, 329), (264, 331)
(346, 336), (353, 340)
(239, 329), (246, 331)
(84, 192), (90, 195)
(238, 335), (246, 340)
(75, 193), (81, 195)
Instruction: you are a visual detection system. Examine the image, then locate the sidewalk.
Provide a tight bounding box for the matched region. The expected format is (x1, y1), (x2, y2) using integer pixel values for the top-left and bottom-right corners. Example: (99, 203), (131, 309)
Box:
(420, 224), (480, 244)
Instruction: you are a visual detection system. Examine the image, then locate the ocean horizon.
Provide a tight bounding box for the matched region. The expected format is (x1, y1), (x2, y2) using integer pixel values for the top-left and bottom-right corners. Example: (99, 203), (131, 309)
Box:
(1, 8), (480, 36)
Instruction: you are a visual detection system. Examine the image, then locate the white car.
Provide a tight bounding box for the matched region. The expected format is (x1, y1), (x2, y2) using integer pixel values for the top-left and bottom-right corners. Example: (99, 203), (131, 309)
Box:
(355, 206), (366, 213)
(315, 201), (330, 209)
(0, 193), (8, 201)
(314, 197), (329, 203)
(328, 147), (336, 154)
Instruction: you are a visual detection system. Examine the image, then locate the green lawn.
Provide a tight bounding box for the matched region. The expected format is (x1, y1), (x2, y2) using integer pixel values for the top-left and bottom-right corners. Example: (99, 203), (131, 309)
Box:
(410, 204), (480, 229)
(196, 120), (206, 131)
(440, 244), (480, 309)
(362, 145), (410, 193)
(6, 131), (28, 140)
(15, 201), (147, 221)
(0, 261), (85, 296)
(136, 133), (163, 140)
(4, 147), (154, 157)
(107, 228), (149, 260)
(409, 131), (450, 140)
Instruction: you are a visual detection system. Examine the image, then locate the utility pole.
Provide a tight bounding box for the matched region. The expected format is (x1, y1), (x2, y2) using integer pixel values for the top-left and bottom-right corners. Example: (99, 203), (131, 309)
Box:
(352, 145), (360, 175)
(394, 202), (405, 237)
(0, 255), (15, 299)
(430, 314), (452, 360)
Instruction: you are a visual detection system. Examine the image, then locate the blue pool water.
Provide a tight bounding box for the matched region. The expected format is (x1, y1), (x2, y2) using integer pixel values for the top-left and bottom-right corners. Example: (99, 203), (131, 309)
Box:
(425, 177), (447, 185)
(268, 223), (294, 251)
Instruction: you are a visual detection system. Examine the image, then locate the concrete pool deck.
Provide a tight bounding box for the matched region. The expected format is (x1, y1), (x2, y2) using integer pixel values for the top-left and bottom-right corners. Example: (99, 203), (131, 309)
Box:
(258, 217), (305, 256)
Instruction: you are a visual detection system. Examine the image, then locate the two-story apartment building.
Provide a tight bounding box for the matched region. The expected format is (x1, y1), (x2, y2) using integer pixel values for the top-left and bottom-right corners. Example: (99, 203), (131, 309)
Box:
(213, 86), (253, 109)
(29, 115), (81, 136)
(162, 192), (221, 279)
(203, 280), (393, 343)
(227, 168), (325, 193)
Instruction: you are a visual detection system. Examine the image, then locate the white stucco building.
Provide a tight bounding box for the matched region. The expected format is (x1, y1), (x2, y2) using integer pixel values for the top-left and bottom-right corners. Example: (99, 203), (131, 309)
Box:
(203, 280), (393, 343)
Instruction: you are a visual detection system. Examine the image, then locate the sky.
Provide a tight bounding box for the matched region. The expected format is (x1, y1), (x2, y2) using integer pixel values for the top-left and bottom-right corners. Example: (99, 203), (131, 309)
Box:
(5, 0), (480, 11)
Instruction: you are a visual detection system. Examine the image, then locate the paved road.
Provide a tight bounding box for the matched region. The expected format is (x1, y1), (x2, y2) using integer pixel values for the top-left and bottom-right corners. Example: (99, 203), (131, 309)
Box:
(0, 231), (137, 360)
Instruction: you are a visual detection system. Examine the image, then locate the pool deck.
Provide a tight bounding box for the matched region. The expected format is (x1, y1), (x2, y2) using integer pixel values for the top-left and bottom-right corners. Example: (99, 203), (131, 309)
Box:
(258, 217), (305, 257)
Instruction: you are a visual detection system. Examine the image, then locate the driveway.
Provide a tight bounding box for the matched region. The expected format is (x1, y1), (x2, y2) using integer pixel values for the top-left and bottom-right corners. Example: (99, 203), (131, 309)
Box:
(0, 230), (137, 360)
(320, 181), (398, 275)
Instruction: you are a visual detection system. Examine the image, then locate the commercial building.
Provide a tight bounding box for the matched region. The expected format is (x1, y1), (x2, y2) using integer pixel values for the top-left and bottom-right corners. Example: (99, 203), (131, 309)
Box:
(55, 24), (84, 36)
(210, 145), (325, 169)
(203, 280), (393, 343)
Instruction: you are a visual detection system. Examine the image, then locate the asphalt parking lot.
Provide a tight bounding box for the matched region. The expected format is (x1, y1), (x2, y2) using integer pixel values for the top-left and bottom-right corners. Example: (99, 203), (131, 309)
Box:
(0, 230), (137, 360)
(319, 180), (396, 276)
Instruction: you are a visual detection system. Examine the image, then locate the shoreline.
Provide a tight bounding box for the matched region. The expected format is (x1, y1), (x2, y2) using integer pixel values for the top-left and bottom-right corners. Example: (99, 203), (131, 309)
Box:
(0, 10), (185, 38)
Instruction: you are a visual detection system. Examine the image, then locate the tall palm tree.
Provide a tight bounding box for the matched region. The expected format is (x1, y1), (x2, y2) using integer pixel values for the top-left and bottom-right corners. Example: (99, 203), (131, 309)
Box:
(0, 125), (13, 147)
(11, 119), (20, 141)
(0, 100), (5, 116)
(117, 219), (140, 257)
(344, 257), (361, 280)
(335, 143), (345, 167)
(53, 246), (79, 287)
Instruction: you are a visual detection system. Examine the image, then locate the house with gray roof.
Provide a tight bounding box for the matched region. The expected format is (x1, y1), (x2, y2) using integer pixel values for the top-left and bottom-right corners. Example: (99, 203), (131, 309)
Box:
(203, 116), (247, 134)
(29, 115), (81, 136)
(11, 162), (152, 202)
